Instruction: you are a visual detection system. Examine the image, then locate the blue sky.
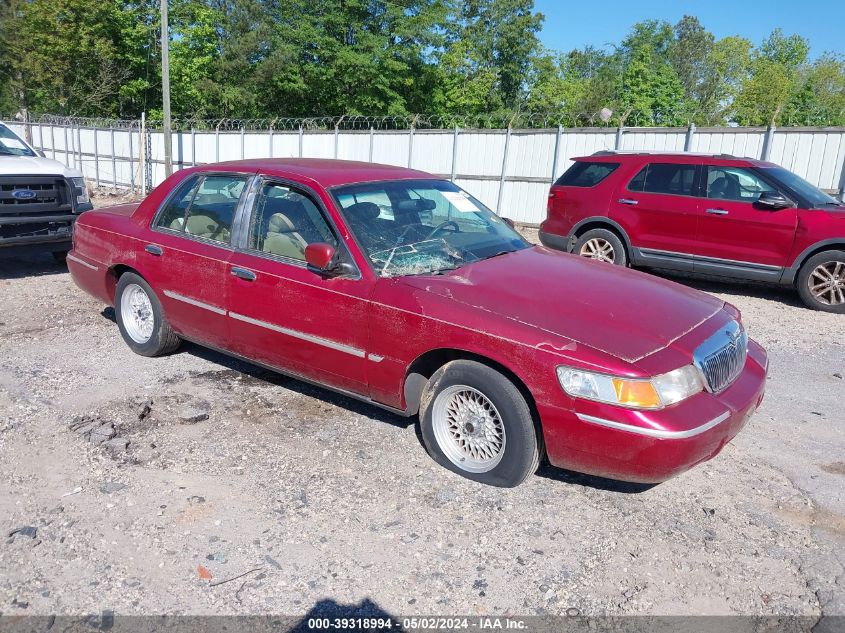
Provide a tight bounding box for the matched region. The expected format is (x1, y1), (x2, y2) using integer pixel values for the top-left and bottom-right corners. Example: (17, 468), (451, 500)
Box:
(533, 0), (845, 58)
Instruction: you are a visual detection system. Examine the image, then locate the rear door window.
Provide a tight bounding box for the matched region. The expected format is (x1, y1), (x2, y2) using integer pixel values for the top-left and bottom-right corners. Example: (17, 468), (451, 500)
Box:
(555, 161), (620, 187)
(156, 174), (248, 245)
(628, 163), (698, 197)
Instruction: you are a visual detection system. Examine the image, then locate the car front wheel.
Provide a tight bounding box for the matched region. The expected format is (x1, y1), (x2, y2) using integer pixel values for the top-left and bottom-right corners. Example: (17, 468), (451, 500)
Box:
(420, 360), (540, 487)
(115, 272), (181, 356)
(797, 250), (845, 313)
(573, 228), (627, 266)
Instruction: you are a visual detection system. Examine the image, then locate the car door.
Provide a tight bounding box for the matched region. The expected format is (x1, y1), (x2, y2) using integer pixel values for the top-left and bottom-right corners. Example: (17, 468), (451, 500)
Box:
(610, 161), (701, 269)
(143, 172), (251, 347)
(225, 178), (373, 395)
(694, 165), (798, 274)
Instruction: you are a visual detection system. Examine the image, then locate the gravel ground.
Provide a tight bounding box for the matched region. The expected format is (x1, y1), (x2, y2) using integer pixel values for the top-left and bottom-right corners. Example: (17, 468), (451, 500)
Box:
(0, 215), (842, 620)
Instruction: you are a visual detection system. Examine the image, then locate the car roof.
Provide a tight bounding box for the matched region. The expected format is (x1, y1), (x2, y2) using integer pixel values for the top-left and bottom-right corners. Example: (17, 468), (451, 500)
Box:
(571, 151), (778, 168)
(206, 158), (439, 188)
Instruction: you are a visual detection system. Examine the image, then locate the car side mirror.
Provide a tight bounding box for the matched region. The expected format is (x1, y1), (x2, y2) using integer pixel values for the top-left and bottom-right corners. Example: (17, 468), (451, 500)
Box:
(305, 242), (353, 278)
(756, 192), (792, 210)
(36, 149), (46, 158)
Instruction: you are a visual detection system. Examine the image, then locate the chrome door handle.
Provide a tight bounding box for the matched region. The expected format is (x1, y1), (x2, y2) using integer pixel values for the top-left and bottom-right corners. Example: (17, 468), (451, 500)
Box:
(618, 198), (639, 206)
(145, 244), (163, 256)
(706, 208), (729, 215)
(231, 267), (256, 281)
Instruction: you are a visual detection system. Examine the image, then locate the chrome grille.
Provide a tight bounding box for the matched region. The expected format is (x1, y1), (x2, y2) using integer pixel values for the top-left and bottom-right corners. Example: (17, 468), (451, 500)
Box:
(693, 321), (748, 393)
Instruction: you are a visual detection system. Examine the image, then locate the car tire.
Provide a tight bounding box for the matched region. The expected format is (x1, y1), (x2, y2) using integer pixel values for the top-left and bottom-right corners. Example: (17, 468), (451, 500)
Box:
(797, 250), (845, 313)
(115, 272), (181, 356)
(419, 360), (540, 488)
(573, 228), (627, 266)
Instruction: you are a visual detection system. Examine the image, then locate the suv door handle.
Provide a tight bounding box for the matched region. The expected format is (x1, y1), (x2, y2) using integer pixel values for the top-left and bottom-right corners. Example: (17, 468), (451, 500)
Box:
(618, 198), (639, 206)
(145, 244), (163, 256)
(231, 266), (256, 281)
(706, 208), (729, 215)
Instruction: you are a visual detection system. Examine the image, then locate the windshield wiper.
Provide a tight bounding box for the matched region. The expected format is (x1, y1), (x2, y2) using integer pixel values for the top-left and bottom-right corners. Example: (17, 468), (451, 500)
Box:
(483, 249), (517, 261)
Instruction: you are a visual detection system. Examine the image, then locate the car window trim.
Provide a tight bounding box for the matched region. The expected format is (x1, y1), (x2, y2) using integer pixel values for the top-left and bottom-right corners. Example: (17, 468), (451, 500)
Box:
(235, 175), (362, 280)
(150, 171), (252, 250)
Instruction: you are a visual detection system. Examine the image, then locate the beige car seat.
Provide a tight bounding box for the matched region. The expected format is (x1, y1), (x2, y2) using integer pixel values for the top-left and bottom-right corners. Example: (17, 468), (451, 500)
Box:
(171, 214), (230, 242)
(263, 212), (308, 259)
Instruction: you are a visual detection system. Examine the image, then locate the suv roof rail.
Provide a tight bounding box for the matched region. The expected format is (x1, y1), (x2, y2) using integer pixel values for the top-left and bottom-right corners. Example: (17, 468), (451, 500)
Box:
(591, 150), (741, 159)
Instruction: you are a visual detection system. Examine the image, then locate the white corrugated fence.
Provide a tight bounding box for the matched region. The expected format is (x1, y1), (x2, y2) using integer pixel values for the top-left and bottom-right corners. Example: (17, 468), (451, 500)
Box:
(4, 119), (845, 225)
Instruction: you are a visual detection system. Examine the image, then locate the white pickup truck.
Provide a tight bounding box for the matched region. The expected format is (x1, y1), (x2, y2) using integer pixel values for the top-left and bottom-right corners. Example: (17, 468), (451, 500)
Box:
(0, 122), (93, 260)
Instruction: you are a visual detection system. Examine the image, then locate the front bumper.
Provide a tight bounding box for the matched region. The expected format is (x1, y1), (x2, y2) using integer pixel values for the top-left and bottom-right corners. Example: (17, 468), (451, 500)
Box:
(538, 339), (768, 483)
(0, 215), (77, 253)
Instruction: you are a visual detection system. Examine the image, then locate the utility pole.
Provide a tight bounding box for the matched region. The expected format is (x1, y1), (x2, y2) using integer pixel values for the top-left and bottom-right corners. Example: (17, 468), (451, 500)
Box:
(160, 0), (173, 177)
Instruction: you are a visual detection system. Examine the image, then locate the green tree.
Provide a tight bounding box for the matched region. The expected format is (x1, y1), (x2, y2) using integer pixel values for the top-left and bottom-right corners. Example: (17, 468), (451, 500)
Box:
(619, 43), (688, 126)
(734, 29), (810, 125)
(0, 0), (130, 116)
(437, 0), (544, 114)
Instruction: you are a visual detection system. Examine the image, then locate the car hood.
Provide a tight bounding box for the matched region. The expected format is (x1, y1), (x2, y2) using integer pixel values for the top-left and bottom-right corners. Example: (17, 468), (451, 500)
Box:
(399, 246), (725, 364)
(0, 155), (82, 178)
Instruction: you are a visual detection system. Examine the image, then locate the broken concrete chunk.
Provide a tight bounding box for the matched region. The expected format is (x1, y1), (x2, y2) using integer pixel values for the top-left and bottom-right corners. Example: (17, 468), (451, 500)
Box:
(90, 423), (117, 445)
(178, 405), (210, 424)
(100, 482), (127, 494)
(8, 526), (37, 539)
(103, 437), (130, 453)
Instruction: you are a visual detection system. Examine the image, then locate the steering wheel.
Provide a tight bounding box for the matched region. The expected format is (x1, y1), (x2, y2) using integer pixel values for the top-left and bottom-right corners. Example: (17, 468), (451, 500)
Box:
(425, 220), (460, 240)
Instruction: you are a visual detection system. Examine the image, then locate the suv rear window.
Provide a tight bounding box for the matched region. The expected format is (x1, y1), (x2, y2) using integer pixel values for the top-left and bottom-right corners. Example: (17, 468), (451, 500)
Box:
(555, 161), (620, 187)
(628, 163), (697, 196)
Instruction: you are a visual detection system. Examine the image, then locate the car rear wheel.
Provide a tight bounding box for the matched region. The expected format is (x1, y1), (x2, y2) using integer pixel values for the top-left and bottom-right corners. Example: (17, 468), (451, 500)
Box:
(574, 228), (627, 266)
(115, 272), (181, 356)
(419, 360), (540, 487)
(797, 250), (845, 313)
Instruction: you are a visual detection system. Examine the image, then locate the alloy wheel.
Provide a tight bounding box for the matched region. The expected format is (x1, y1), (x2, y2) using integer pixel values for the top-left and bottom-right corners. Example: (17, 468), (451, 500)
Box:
(579, 237), (615, 263)
(809, 261), (845, 306)
(431, 385), (506, 473)
(120, 283), (155, 343)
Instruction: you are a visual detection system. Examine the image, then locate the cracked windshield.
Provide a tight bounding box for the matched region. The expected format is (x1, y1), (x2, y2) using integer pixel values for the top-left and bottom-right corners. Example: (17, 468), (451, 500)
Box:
(333, 179), (529, 277)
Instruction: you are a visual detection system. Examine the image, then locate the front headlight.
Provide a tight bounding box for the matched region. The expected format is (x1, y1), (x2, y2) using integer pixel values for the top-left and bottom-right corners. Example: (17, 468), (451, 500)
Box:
(71, 177), (89, 205)
(556, 365), (704, 410)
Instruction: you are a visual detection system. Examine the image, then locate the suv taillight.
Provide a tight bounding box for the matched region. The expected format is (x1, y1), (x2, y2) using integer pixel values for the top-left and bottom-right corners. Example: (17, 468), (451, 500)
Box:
(547, 189), (560, 216)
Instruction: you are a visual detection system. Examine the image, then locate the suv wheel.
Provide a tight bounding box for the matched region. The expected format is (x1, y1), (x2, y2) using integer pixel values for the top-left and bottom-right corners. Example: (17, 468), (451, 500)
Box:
(419, 360), (540, 488)
(574, 229), (627, 266)
(115, 272), (182, 356)
(797, 250), (845, 313)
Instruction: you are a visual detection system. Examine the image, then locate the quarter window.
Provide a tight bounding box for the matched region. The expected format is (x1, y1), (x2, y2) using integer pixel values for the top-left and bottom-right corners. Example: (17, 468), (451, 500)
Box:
(156, 176), (200, 229)
(248, 183), (337, 261)
(555, 161), (620, 187)
(706, 166), (777, 202)
(155, 174), (247, 245)
(628, 163), (697, 196)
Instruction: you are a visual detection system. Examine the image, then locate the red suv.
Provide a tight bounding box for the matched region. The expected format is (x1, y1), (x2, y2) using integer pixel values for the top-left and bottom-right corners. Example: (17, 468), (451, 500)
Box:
(540, 152), (845, 312)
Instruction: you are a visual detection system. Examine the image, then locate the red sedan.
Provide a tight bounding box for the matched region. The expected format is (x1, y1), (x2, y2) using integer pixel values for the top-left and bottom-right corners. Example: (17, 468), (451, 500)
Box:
(68, 159), (768, 487)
